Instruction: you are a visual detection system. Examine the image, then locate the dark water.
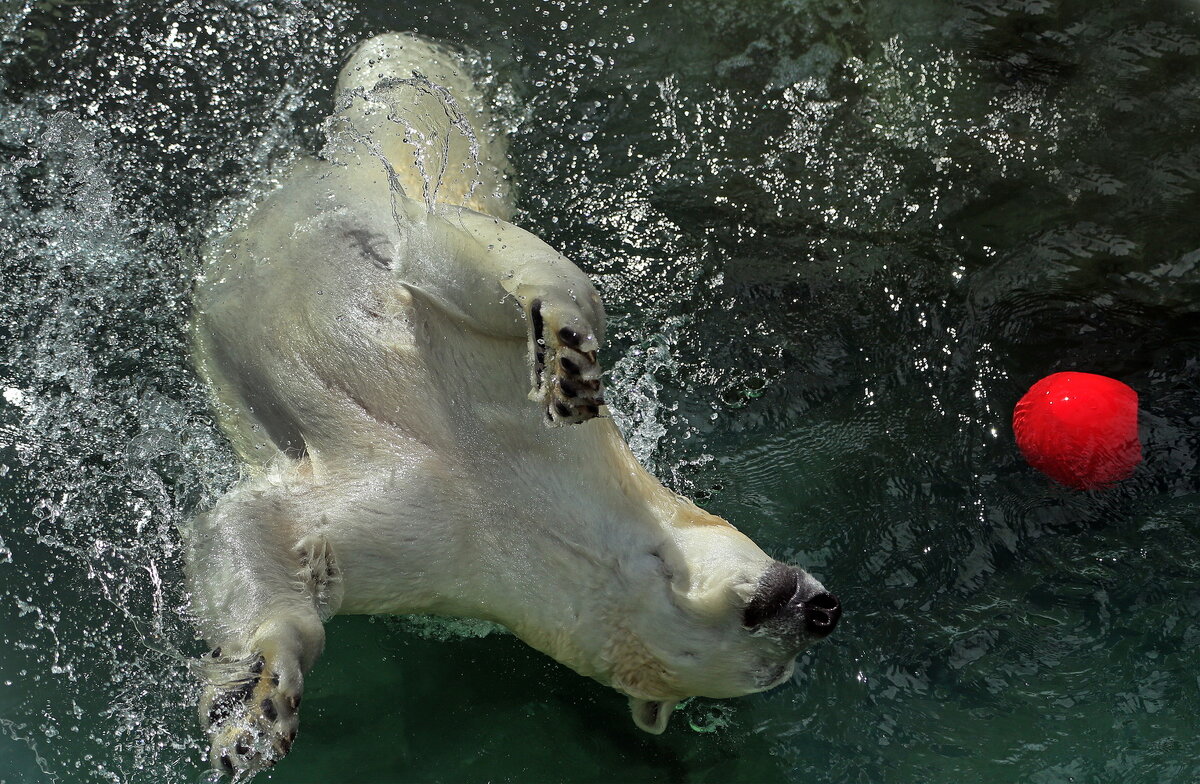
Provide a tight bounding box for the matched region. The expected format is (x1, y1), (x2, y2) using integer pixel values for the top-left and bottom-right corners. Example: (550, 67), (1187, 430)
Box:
(2, 0), (1200, 782)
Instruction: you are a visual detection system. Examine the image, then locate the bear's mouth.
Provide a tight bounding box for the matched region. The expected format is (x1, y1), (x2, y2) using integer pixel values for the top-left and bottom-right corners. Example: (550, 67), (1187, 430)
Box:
(755, 660), (794, 690)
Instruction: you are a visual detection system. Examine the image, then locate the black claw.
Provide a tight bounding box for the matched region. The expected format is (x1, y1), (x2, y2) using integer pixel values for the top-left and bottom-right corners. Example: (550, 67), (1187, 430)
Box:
(262, 698), (278, 721)
(211, 647), (222, 658)
(250, 657), (265, 675)
(530, 300), (545, 340)
(531, 300), (547, 382)
(230, 679), (256, 703)
(220, 753), (235, 774)
(235, 740), (249, 756)
(270, 672), (280, 687)
(560, 357), (579, 375)
(553, 401), (571, 418)
(583, 404), (600, 418)
(559, 380), (578, 397)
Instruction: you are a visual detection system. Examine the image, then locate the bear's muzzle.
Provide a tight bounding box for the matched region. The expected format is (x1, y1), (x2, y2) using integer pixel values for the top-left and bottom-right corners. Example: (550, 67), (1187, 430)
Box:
(743, 562), (841, 640)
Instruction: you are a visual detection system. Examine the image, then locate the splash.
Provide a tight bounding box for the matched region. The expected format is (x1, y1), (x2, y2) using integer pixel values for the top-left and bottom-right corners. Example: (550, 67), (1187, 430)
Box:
(0, 2), (355, 779)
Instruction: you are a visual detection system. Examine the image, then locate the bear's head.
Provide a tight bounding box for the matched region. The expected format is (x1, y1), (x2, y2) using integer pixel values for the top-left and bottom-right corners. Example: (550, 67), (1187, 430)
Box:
(597, 505), (841, 734)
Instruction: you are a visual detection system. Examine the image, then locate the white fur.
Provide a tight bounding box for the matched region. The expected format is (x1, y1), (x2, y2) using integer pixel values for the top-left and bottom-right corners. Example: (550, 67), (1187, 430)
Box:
(186, 33), (830, 774)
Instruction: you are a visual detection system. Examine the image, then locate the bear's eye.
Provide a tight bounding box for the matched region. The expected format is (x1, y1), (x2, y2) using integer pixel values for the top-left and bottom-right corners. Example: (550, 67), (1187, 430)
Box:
(649, 549), (674, 581)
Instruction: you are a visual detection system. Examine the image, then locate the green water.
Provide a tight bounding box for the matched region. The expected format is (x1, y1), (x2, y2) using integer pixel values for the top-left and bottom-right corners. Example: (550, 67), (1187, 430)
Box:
(2, 0), (1200, 781)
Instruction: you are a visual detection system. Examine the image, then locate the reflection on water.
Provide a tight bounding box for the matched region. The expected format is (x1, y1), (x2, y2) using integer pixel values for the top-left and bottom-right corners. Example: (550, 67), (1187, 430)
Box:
(2, 0), (1200, 781)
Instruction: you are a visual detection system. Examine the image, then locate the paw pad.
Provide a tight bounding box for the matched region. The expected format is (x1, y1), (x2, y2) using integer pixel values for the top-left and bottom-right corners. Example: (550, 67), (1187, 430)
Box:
(528, 298), (605, 425)
(200, 651), (302, 777)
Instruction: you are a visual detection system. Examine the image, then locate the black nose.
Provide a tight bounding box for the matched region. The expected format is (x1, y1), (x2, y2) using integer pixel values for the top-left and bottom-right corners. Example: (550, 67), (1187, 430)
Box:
(802, 592), (841, 637)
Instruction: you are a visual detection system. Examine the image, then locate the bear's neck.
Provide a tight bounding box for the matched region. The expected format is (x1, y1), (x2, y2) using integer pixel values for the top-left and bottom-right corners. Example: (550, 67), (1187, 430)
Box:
(323, 413), (726, 685)
(444, 417), (721, 682)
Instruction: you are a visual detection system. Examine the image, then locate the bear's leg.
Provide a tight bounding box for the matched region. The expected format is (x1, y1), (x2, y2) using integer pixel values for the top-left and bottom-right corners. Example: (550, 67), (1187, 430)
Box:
(186, 491), (339, 775)
(331, 31), (514, 221)
(329, 31), (608, 426)
(426, 209), (610, 426)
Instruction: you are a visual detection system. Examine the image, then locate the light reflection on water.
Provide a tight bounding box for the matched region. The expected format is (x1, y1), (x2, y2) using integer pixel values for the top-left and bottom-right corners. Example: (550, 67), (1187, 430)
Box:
(2, 0), (1200, 782)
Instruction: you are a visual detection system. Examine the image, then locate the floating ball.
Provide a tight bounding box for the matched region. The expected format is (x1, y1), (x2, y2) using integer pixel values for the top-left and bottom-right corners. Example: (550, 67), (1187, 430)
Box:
(1012, 372), (1141, 490)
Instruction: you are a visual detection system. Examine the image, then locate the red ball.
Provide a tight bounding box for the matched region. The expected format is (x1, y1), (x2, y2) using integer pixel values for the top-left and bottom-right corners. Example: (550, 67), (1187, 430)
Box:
(1012, 372), (1141, 490)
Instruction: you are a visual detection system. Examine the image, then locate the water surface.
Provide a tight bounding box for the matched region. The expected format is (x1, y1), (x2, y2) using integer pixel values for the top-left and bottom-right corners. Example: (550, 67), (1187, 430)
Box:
(2, 0), (1200, 782)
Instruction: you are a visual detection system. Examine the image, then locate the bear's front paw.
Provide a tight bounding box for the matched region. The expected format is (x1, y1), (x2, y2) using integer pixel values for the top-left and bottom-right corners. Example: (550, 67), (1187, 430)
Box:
(528, 297), (605, 425)
(200, 650), (301, 778)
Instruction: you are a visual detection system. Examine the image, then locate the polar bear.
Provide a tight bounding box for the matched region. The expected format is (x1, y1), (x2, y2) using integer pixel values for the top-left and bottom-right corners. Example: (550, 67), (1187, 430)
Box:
(186, 32), (841, 776)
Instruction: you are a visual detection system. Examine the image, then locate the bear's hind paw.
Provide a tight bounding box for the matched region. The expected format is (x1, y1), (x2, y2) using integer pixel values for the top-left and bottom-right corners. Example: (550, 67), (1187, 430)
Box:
(200, 651), (300, 778)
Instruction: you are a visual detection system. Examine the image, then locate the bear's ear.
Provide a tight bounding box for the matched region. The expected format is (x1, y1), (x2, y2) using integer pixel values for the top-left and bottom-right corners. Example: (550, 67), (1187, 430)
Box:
(629, 697), (679, 734)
